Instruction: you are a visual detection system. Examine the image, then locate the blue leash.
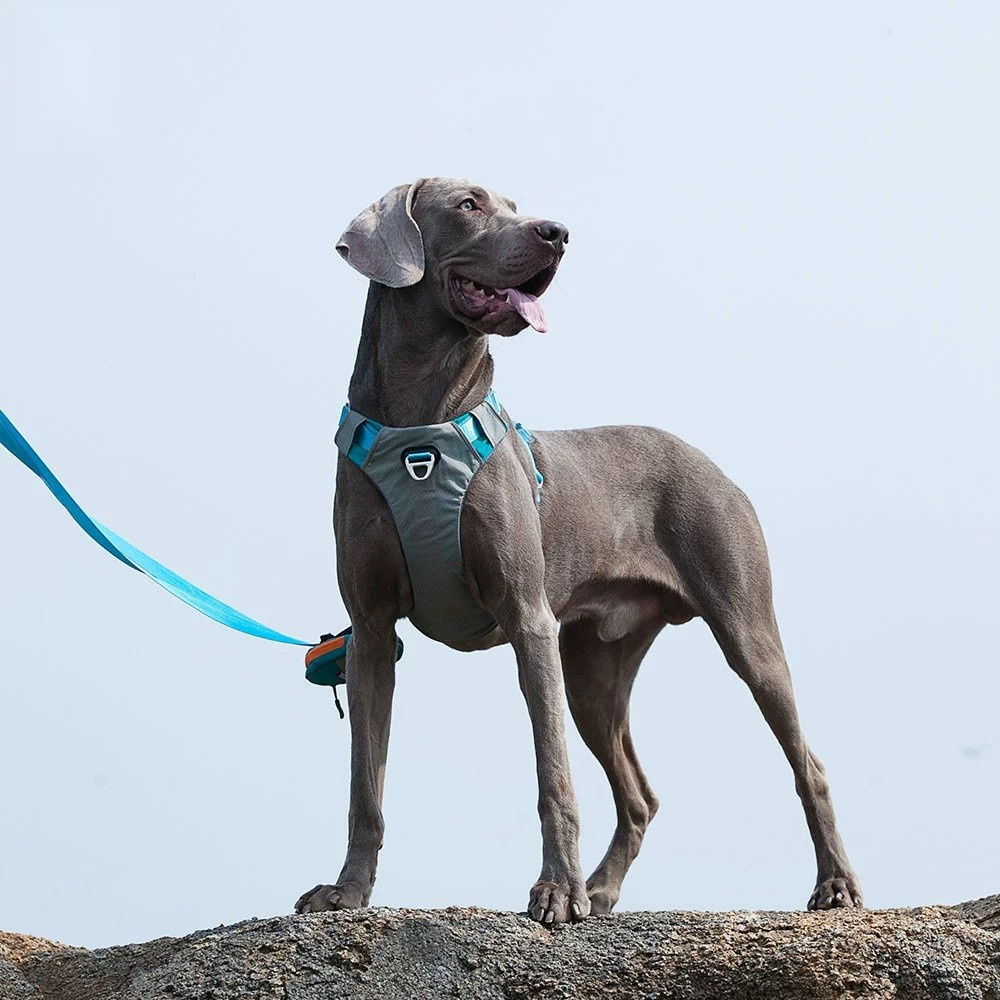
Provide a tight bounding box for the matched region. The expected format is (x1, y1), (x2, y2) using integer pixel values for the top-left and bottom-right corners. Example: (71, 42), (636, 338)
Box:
(0, 406), (313, 647)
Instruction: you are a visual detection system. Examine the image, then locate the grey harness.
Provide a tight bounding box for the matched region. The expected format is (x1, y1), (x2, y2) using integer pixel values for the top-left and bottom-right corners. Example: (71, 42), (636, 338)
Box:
(334, 391), (541, 644)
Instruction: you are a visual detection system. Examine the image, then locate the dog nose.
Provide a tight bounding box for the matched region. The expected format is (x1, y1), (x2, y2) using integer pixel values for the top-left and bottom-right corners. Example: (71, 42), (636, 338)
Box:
(535, 220), (570, 248)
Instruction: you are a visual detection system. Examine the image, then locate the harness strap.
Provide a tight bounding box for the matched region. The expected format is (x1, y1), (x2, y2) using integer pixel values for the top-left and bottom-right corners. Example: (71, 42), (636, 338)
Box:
(337, 407), (381, 466)
(337, 391), (543, 501)
(515, 423), (544, 499)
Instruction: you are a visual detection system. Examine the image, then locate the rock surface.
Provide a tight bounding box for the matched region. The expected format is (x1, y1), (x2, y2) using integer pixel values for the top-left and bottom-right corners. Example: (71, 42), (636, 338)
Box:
(2, 896), (998, 1000)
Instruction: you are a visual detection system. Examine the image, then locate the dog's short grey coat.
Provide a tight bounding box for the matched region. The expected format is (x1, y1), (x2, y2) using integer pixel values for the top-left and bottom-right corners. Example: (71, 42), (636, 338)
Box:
(295, 178), (862, 925)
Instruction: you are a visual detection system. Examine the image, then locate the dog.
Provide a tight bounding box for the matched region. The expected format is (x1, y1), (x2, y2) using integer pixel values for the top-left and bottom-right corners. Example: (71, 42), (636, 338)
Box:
(294, 178), (862, 924)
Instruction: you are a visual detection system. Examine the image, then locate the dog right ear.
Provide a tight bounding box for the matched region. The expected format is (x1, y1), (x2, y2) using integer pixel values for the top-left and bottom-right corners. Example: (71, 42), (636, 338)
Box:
(336, 181), (425, 288)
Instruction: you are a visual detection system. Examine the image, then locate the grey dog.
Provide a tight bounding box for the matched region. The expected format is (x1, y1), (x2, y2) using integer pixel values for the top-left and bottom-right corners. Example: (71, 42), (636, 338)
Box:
(294, 178), (862, 925)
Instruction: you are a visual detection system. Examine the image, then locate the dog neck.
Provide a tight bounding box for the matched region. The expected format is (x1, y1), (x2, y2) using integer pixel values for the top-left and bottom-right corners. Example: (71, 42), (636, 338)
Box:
(347, 282), (495, 426)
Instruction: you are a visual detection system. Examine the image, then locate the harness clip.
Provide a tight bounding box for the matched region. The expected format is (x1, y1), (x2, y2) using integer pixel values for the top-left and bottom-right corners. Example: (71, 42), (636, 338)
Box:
(402, 448), (437, 481)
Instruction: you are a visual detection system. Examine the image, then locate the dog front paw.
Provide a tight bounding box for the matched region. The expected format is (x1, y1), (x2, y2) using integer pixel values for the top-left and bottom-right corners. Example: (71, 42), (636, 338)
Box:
(528, 880), (591, 925)
(808, 875), (863, 910)
(294, 882), (367, 914)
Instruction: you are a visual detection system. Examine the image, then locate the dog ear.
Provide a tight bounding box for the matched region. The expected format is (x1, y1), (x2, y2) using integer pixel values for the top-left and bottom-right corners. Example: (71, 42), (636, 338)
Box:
(336, 181), (425, 288)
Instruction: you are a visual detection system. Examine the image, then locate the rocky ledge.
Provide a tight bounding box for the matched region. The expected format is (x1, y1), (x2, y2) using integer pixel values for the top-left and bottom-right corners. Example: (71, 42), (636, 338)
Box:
(2, 895), (998, 1000)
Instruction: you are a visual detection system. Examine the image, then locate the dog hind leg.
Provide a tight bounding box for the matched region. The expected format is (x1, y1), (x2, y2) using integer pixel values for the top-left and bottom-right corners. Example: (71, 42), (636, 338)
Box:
(560, 617), (663, 914)
(660, 474), (863, 909)
(705, 608), (862, 909)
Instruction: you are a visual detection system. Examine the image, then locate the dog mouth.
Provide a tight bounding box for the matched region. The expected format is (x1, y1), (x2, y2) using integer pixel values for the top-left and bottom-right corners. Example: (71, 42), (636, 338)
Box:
(448, 263), (557, 333)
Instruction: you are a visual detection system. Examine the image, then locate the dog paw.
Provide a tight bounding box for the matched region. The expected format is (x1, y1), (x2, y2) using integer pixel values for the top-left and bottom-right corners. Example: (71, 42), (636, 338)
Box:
(586, 886), (619, 916)
(808, 876), (863, 910)
(528, 880), (591, 925)
(294, 882), (367, 914)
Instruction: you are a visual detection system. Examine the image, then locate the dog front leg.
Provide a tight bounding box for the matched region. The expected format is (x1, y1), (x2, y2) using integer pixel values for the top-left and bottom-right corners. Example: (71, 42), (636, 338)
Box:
(505, 603), (590, 925)
(295, 623), (397, 913)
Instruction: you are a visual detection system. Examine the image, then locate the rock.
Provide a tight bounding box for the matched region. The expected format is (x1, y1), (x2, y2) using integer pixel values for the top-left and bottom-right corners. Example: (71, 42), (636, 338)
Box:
(2, 897), (999, 1000)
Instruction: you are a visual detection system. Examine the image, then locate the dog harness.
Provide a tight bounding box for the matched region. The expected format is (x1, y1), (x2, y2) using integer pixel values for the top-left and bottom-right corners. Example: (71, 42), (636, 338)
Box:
(334, 390), (542, 644)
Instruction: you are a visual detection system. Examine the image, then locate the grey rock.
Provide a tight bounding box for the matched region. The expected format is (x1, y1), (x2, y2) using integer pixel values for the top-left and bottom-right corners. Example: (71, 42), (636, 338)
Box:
(3, 898), (999, 1000)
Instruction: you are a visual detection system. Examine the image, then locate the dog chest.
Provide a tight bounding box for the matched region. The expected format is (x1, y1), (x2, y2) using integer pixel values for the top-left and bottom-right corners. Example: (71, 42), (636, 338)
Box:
(335, 393), (520, 644)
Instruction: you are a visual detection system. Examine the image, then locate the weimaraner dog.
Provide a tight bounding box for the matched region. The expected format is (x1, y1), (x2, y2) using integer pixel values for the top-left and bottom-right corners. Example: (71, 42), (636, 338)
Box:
(295, 178), (862, 924)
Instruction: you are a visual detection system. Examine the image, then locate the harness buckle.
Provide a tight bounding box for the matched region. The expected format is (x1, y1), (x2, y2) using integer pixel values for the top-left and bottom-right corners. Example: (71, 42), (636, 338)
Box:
(402, 448), (437, 481)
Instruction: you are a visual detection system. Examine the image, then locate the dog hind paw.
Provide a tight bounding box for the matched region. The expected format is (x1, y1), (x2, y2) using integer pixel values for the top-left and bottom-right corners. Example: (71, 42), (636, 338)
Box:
(586, 886), (619, 915)
(294, 882), (367, 914)
(808, 876), (863, 910)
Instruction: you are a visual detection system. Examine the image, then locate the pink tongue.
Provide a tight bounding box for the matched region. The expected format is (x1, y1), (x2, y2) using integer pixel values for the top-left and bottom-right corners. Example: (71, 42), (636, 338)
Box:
(502, 287), (548, 333)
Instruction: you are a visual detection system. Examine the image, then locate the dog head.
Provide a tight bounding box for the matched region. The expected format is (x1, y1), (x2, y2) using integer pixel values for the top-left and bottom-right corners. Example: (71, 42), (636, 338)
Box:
(336, 178), (568, 337)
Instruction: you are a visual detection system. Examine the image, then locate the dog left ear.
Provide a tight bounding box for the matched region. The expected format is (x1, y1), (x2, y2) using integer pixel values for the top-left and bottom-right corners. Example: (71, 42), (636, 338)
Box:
(336, 181), (425, 288)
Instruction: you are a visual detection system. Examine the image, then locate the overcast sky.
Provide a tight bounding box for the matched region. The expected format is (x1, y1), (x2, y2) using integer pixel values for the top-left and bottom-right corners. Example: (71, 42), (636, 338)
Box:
(1, 2), (997, 949)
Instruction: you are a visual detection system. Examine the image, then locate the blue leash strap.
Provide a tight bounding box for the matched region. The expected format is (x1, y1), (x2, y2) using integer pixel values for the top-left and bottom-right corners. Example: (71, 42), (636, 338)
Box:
(0, 406), (312, 647)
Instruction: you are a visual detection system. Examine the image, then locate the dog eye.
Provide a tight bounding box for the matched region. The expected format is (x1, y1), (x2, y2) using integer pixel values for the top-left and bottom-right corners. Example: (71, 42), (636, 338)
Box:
(459, 198), (477, 212)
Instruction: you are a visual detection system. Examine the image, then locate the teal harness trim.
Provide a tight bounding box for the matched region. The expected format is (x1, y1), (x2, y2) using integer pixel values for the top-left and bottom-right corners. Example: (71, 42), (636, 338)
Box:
(514, 423), (544, 494)
(335, 392), (543, 644)
(339, 392), (542, 497)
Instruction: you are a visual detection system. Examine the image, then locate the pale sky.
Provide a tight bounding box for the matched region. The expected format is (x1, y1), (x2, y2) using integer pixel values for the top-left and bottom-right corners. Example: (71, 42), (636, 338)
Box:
(1, 2), (997, 949)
